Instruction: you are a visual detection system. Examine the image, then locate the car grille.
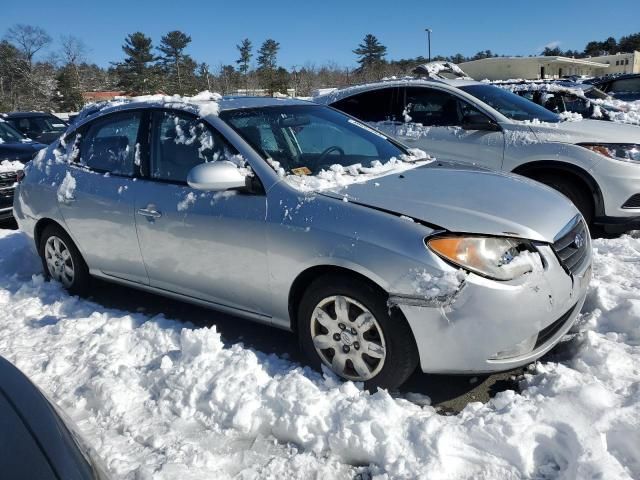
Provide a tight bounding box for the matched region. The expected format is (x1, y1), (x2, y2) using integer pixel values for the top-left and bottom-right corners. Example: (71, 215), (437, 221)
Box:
(552, 216), (589, 275)
(622, 193), (640, 209)
(0, 171), (18, 210)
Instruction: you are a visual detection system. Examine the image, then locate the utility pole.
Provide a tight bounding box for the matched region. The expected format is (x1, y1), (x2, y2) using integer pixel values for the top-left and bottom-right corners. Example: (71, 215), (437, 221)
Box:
(425, 28), (432, 62)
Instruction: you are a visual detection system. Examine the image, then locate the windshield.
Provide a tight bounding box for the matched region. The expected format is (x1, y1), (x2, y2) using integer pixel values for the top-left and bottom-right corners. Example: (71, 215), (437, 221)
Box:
(220, 105), (409, 175)
(8, 115), (67, 134)
(0, 121), (26, 143)
(583, 86), (608, 100)
(460, 84), (561, 123)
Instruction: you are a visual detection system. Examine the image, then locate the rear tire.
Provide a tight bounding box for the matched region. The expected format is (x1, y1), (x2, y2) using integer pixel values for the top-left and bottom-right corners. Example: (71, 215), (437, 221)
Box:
(531, 173), (594, 226)
(297, 274), (419, 390)
(38, 224), (90, 296)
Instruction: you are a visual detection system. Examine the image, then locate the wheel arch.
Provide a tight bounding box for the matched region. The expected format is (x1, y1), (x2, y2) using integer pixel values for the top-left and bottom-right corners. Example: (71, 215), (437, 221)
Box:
(287, 265), (389, 333)
(512, 160), (605, 216)
(34, 218), (68, 250)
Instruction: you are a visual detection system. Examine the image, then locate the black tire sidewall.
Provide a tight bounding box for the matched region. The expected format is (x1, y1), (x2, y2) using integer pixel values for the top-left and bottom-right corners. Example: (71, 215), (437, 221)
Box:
(38, 224), (90, 295)
(297, 275), (418, 391)
(536, 174), (594, 225)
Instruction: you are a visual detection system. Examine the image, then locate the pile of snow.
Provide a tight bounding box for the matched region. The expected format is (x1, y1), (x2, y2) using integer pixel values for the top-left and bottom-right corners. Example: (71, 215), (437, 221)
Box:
(0, 159), (24, 173)
(606, 99), (640, 126)
(0, 228), (639, 479)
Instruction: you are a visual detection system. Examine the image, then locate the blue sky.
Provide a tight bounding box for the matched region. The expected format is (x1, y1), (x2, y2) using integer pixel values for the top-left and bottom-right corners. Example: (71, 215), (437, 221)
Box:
(3, 0), (639, 69)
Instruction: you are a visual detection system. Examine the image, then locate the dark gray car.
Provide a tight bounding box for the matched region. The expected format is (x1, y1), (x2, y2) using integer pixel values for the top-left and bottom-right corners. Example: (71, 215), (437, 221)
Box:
(0, 356), (110, 479)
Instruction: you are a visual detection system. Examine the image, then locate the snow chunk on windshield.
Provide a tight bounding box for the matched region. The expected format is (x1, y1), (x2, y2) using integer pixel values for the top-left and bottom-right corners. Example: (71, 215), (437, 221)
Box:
(558, 111), (583, 122)
(283, 150), (433, 193)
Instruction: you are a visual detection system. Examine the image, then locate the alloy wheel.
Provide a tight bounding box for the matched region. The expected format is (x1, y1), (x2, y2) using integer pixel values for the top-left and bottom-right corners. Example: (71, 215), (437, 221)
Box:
(310, 295), (387, 381)
(44, 235), (75, 287)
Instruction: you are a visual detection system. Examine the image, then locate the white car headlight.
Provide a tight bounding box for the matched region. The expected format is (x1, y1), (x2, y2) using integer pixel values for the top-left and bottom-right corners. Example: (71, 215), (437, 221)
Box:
(580, 143), (640, 163)
(427, 236), (539, 281)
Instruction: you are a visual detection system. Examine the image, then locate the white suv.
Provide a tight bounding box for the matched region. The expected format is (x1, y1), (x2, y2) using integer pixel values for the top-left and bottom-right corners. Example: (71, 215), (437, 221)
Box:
(315, 75), (640, 233)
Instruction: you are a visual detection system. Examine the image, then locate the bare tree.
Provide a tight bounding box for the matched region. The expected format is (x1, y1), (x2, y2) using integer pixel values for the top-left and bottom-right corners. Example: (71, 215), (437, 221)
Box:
(5, 24), (52, 71)
(60, 35), (88, 90)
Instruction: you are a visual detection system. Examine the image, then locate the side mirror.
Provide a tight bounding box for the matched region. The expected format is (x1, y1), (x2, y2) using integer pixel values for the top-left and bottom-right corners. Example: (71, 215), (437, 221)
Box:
(461, 113), (501, 131)
(187, 161), (247, 191)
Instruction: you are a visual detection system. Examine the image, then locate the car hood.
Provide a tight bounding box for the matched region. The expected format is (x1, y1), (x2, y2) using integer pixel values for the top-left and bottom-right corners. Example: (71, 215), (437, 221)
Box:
(320, 163), (579, 243)
(0, 141), (46, 161)
(526, 118), (640, 144)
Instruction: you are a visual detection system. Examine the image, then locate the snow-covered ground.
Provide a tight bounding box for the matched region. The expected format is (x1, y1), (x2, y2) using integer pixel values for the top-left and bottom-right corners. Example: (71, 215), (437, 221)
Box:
(0, 227), (639, 479)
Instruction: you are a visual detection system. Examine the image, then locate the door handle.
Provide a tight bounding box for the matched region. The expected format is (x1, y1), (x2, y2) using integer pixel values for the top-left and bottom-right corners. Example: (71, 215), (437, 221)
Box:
(137, 207), (162, 219)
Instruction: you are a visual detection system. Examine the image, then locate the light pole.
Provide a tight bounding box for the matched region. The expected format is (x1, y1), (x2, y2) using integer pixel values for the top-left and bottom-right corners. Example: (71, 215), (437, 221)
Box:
(425, 28), (432, 63)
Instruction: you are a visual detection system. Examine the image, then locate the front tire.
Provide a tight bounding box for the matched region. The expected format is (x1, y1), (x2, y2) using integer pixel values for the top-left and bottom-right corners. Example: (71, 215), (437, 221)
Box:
(39, 224), (90, 296)
(298, 274), (419, 390)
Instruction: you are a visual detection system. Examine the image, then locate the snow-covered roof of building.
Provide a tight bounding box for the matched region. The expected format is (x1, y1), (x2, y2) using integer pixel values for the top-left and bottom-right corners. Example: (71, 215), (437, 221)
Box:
(460, 55), (610, 68)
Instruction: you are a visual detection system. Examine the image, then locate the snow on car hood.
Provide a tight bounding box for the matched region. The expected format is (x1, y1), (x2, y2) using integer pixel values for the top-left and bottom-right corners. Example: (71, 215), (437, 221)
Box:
(526, 118), (640, 144)
(321, 162), (579, 243)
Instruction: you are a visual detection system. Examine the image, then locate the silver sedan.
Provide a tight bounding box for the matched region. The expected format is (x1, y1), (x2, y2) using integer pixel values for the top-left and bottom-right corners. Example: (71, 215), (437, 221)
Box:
(13, 96), (591, 389)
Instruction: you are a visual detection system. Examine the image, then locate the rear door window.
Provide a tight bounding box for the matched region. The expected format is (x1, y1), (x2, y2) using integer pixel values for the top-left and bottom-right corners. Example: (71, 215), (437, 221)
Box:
(80, 111), (142, 175)
(331, 87), (402, 122)
(403, 87), (483, 126)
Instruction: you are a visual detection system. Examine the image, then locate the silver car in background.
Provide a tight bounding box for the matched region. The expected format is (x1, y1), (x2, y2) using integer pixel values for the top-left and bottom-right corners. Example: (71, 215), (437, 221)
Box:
(315, 75), (640, 233)
(14, 95), (591, 389)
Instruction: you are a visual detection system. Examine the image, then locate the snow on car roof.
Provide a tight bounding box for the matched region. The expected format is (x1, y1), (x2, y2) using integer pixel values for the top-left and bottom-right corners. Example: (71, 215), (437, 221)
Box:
(313, 77), (481, 104)
(489, 80), (594, 94)
(73, 91), (313, 126)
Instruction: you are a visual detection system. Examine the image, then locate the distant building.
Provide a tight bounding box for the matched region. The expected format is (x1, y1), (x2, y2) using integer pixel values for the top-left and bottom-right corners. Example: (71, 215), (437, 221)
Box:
(458, 51), (640, 81)
(82, 91), (127, 102)
(458, 56), (610, 81)
(588, 51), (640, 75)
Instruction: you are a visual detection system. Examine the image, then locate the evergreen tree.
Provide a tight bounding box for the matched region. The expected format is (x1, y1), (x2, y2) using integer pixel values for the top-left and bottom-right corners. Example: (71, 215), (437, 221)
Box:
(114, 32), (157, 95)
(157, 30), (193, 94)
(542, 46), (563, 56)
(257, 39), (280, 95)
(236, 38), (252, 93)
(602, 36), (618, 54)
(55, 65), (84, 111)
(353, 34), (387, 72)
(618, 33), (640, 53)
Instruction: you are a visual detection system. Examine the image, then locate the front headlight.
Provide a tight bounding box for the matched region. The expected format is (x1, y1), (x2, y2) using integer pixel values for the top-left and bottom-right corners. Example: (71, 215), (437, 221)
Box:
(427, 236), (539, 281)
(580, 143), (640, 163)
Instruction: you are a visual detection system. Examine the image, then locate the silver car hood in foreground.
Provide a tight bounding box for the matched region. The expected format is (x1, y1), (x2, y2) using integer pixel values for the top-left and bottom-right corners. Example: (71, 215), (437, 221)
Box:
(527, 118), (640, 144)
(321, 164), (578, 243)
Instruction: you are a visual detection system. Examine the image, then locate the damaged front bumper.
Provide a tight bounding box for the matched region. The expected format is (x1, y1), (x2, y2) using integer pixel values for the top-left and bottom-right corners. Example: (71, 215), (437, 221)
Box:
(391, 244), (591, 374)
